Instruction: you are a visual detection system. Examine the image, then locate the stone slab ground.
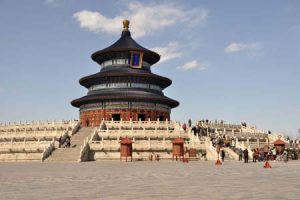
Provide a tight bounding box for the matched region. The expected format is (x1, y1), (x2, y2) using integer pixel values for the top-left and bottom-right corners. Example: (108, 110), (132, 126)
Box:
(0, 160), (299, 199)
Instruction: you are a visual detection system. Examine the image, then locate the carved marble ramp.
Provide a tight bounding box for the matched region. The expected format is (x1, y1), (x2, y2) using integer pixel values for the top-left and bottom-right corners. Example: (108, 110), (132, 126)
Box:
(46, 127), (94, 162)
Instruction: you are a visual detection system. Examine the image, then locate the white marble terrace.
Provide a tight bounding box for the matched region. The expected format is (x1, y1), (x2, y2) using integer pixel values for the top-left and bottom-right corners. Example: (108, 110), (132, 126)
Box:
(0, 120), (79, 161)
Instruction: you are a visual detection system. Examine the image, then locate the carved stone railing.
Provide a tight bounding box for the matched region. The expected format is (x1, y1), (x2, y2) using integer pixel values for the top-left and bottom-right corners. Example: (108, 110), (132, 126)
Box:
(95, 129), (187, 140)
(71, 121), (81, 135)
(0, 120), (78, 132)
(99, 119), (177, 131)
(41, 139), (55, 161)
(204, 137), (218, 160)
(79, 128), (97, 162)
(79, 139), (90, 162)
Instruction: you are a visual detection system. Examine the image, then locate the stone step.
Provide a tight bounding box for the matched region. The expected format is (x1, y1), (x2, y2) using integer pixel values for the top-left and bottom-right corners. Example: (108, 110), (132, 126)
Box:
(46, 126), (94, 162)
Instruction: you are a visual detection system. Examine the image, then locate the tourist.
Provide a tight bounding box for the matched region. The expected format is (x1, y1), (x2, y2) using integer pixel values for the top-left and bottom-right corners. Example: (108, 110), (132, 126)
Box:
(268, 150), (272, 161)
(182, 123), (187, 131)
(243, 149), (249, 163)
(238, 148), (243, 161)
(198, 127), (202, 136)
(283, 150), (288, 162)
(58, 136), (62, 148)
(196, 126), (201, 136)
(155, 154), (160, 161)
(66, 135), (71, 148)
(221, 149), (225, 162)
(188, 119), (192, 128)
(259, 148), (264, 162)
(191, 126), (197, 136)
(149, 153), (153, 161)
(272, 148), (276, 161)
(252, 149), (257, 162)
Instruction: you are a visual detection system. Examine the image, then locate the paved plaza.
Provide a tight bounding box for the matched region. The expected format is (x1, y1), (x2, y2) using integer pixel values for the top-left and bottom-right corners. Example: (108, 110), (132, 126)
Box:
(0, 160), (300, 200)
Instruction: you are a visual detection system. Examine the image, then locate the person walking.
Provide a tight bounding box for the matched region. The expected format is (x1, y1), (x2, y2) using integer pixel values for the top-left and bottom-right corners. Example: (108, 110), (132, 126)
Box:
(221, 149), (225, 162)
(238, 148), (243, 161)
(252, 149), (257, 162)
(66, 135), (71, 148)
(182, 123), (187, 131)
(188, 119), (192, 128)
(243, 149), (249, 163)
(191, 126), (197, 136)
(283, 150), (288, 162)
(58, 136), (62, 148)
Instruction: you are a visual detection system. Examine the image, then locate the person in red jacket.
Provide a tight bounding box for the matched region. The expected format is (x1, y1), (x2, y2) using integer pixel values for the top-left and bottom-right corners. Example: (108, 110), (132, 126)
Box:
(182, 123), (187, 131)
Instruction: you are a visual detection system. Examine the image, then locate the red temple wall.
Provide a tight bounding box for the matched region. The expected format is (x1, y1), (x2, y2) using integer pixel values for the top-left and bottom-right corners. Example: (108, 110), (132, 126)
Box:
(80, 109), (170, 127)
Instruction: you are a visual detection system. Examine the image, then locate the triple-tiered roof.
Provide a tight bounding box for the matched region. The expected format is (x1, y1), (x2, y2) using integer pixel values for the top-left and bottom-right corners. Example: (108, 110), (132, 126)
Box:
(71, 20), (179, 109)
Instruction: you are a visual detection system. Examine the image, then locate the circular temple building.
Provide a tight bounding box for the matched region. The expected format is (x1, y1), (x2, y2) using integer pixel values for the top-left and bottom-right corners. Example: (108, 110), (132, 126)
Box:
(71, 20), (179, 127)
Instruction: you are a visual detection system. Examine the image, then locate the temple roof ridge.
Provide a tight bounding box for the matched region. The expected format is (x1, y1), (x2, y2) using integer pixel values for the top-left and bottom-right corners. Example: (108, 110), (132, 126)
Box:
(91, 20), (160, 65)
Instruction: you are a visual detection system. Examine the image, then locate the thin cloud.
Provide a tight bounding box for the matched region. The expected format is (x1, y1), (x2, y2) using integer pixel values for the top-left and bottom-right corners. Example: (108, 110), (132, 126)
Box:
(177, 60), (206, 71)
(45, 0), (63, 6)
(151, 42), (182, 63)
(73, 2), (209, 38)
(224, 42), (259, 53)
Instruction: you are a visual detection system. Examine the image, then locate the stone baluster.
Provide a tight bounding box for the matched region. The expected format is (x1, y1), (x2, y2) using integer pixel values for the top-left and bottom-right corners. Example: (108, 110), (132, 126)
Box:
(148, 137), (151, 149)
(167, 125), (169, 136)
(132, 138), (135, 150)
(241, 141), (245, 149)
(14, 128), (17, 138)
(34, 128), (36, 138)
(23, 138), (26, 149)
(101, 137), (104, 149)
(130, 128), (133, 138)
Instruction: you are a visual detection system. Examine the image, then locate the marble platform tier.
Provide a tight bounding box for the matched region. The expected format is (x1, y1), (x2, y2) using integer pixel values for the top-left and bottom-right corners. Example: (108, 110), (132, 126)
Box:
(81, 119), (206, 161)
(0, 120), (80, 162)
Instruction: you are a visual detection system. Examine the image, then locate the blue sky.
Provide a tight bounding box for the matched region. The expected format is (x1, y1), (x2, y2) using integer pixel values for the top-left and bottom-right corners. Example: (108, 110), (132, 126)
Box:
(0, 0), (299, 138)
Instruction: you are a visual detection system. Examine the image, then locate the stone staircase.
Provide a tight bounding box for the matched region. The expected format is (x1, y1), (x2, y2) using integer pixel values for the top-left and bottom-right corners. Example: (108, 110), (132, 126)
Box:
(46, 127), (94, 162)
(223, 147), (239, 161)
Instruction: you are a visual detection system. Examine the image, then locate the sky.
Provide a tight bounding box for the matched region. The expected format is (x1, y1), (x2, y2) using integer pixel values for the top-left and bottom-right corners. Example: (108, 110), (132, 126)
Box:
(0, 0), (299, 138)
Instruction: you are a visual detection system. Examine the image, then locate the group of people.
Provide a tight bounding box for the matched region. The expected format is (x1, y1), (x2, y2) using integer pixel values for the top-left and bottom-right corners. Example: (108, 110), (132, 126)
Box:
(149, 153), (160, 161)
(237, 148), (249, 163)
(237, 147), (293, 163)
(191, 126), (208, 137)
(183, 118), (214, 137)
(58, 135), (71, 148)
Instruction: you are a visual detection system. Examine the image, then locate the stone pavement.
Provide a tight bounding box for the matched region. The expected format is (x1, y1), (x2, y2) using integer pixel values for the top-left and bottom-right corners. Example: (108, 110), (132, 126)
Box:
(0, 160), (299, 199)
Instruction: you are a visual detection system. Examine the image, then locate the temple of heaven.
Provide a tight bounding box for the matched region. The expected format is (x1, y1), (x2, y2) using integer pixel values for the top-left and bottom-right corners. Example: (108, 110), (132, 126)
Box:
(71, 20), (179, 127)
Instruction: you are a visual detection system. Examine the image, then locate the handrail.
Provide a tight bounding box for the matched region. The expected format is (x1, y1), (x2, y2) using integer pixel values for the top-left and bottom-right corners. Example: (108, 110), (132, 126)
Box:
(204, 137), (218, 160)
(41, 139), (55, 161)
(71, 121), (81, 135)
(79, 127), (97, 162)
(0, 120), (78, 131)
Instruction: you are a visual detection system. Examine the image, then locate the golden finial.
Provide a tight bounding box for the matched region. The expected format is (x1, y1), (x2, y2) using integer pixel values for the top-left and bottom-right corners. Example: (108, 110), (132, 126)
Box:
(123, 19), (130, 31)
